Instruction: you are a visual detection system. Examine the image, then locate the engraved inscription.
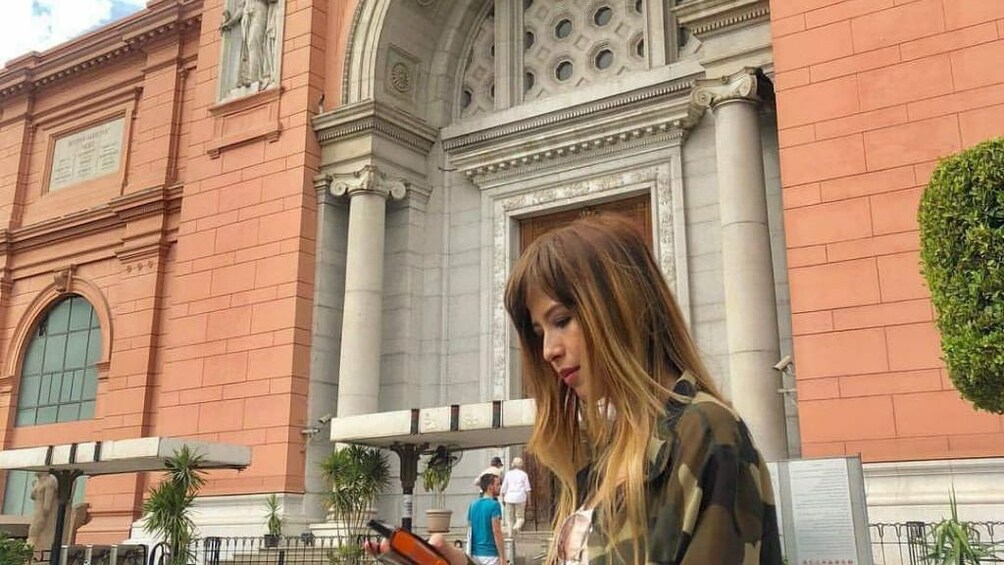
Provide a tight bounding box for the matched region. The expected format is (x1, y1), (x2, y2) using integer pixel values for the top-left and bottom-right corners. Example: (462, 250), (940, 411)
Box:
(49, 118), (125, 192)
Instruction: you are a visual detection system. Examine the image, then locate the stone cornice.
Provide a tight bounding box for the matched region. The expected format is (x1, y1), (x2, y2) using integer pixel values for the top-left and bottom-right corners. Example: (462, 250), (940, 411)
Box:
(442, 75), (696, 152)
(3, 184), (183, 255)
(0, 0), (202, 100)
(312, 99), (438, 156)
(442, 74), (698, 183)
(674, 0), (770, 40)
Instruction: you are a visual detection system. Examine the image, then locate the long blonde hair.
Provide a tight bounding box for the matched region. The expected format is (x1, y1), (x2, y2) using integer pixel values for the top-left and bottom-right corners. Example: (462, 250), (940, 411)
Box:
(504, 214), (722, 563)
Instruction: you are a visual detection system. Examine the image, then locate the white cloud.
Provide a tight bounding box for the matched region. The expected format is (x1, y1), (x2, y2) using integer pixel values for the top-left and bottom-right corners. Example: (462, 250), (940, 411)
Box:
(0, 0), (147, 68)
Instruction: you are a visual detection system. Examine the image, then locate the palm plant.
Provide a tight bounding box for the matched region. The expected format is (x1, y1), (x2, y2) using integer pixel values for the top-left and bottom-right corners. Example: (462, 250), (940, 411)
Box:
(925, 490), (996, 564)
(263, 493), (284, 547)
(320, 445), (390, 549)
(142, 446), (207, 565)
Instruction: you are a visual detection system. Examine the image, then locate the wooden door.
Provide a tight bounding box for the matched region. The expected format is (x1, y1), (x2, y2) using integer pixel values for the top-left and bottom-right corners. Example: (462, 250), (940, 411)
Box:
(516, 194), (652, 529)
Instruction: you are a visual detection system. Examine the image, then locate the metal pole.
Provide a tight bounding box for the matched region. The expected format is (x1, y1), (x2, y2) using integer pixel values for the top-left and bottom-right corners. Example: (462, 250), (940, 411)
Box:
(391, 443), (427, 532)
(48, 470), (80, 565)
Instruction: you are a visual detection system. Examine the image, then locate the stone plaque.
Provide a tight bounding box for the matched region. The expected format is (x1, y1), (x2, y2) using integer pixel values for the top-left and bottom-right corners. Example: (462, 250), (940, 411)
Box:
(48, 118), (125, 192)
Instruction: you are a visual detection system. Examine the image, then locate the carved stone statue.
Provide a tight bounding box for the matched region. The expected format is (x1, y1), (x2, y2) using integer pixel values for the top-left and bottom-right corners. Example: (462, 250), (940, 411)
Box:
(27, 472), (57, 553)
(220, 0), (280, 97)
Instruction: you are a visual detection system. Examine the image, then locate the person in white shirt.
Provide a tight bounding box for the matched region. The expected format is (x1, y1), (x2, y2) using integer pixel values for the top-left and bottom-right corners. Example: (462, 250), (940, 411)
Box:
(472, 457), (504, 490)
(499, 457), (531, 535)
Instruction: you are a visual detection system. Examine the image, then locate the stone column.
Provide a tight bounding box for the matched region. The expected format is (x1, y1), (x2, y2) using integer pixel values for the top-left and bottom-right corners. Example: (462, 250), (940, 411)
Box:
(694, 69), (788, 460)
(332, 165), (407, 417)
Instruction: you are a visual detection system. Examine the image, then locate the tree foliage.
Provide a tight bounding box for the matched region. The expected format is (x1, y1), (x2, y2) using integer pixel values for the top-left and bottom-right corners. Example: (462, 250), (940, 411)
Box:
(142, 446), (207, 565)
(0, 532), (33, 565)
(919, 137), (1004, 413)
(320, 444), (390, 549)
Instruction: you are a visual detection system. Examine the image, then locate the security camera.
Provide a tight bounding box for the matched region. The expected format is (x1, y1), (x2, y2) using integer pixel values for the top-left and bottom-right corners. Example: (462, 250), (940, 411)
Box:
(317, 413), (333, 425)
(773, 355), (793, 372)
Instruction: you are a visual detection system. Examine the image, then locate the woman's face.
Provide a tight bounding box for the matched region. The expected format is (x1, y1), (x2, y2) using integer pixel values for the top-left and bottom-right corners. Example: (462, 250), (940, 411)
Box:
(527, 285), (590, 399)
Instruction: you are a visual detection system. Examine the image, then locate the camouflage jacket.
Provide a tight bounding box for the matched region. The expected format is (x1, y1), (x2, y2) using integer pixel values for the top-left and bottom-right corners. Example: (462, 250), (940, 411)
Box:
(569, 372), (783, 565)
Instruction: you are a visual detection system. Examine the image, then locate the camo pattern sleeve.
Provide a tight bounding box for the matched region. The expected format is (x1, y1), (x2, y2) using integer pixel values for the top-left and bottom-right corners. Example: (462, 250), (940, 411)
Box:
(571, 372), (783, 565)
(645, 373), (783, 565)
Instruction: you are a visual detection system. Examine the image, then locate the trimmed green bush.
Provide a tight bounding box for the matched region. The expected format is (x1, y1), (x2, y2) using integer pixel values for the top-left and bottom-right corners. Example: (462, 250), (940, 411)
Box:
(918, 137), (1004, 413)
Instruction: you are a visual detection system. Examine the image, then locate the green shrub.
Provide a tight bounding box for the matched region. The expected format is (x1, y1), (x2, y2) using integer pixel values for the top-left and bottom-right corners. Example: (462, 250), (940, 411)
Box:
(0, 533), (33, 565)
(919, 137), (1004, 413)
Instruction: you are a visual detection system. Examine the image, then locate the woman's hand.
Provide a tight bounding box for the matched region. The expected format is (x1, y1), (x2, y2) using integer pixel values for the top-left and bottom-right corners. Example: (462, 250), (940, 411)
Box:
(363, 533), (470, 565)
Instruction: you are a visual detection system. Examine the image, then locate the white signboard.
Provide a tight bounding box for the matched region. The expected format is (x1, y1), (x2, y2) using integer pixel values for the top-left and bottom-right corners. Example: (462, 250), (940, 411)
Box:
(49, 117), (124, 192)
(769, 456), (872, 565)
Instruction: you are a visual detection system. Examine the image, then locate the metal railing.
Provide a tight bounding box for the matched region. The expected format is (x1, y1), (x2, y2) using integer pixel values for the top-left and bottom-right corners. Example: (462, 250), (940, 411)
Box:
(870, 521), (1004, 565)
(194, 534), (376, 565)
(27, 521), (1004, 565)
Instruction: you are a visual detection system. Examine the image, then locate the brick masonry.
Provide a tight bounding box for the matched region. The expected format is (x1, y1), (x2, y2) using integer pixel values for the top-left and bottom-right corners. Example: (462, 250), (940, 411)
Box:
(771, 0), (1004, 461)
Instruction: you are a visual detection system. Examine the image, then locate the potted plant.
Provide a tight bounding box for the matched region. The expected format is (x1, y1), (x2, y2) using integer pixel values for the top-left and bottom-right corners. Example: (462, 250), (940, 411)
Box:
(263, 493), (283, 548)
(924, 490), (996, 564)
(142, 446), (206, 565)
(422, 446), (458, 533)
(320, 444), (390, 554)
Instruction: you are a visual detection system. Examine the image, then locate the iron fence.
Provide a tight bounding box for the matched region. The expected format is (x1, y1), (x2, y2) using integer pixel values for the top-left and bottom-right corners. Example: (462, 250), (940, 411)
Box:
(43, 521), (1004, 565)
(870, 521), (1004, 565)
(191, 533), (379, 565)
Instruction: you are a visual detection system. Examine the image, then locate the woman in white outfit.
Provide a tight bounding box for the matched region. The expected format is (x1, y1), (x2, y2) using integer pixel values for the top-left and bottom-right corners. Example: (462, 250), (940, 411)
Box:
(499, 457), (532, 535)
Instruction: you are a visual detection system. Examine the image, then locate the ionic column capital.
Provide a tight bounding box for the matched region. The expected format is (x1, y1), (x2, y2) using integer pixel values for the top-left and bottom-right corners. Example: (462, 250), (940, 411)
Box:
(686, 67), (765, 125)
(329, 165), (408, 201)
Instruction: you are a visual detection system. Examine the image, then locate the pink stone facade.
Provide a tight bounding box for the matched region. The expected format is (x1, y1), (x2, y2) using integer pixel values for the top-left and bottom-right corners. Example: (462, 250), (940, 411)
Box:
(772, 0), (1004, 462)
(0, 0), (356, 542)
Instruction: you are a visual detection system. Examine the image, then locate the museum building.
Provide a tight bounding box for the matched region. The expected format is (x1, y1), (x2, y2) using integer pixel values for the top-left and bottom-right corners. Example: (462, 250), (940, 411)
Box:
(0, 0), (1001, 543)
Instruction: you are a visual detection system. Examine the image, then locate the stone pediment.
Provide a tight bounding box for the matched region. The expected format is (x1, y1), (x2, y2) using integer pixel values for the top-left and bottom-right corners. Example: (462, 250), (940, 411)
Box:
(441, 66), (704, 186)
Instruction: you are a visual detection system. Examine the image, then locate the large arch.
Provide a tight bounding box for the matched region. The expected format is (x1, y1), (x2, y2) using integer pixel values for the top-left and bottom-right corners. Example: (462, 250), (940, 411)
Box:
(340, 0), (490, 126)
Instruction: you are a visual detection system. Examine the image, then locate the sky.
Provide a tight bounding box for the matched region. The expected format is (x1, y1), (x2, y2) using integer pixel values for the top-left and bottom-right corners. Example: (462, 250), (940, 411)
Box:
(0, 0), (147, 68)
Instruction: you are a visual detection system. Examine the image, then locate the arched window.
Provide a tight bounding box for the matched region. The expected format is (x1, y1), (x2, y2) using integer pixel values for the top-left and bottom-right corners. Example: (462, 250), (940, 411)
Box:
(16, 295), (100, 426)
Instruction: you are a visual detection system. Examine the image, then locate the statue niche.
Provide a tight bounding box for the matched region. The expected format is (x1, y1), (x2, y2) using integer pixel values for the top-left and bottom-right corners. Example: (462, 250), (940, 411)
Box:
(218, 0), (283, 100)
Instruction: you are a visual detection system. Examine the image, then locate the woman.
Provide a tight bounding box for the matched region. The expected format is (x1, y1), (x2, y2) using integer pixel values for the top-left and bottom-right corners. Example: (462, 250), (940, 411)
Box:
(504, 215), (781, 565)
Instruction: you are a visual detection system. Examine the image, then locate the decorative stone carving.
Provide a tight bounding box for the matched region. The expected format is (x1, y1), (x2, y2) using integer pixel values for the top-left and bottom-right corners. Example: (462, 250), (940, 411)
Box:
(443, 73), (697, 185)
(673, 0), (770, 41)
(685, 67), (763, 127)
(329, 165), (409, 202)
(53, 265), (76, 294)
(218, 0), (284, 101)
(521, 0), (646, 103)
(385, 46), (420, 101)
(390, 63), (411, 92)
(312, 99), (438, 157)
(458, 8), (495, 119)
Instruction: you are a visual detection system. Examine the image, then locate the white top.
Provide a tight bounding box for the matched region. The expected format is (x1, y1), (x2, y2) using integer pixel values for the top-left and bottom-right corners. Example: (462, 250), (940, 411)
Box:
(472, 465), (503, 487)
(500, 468), (532, 504)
